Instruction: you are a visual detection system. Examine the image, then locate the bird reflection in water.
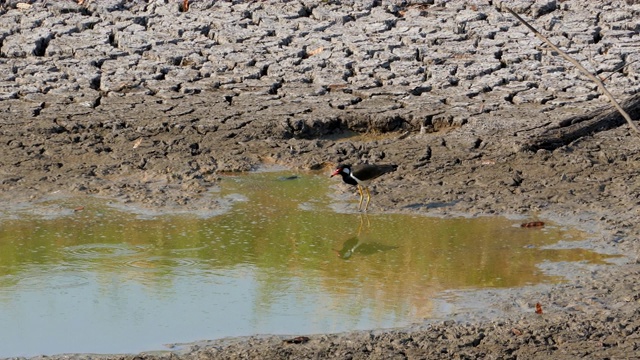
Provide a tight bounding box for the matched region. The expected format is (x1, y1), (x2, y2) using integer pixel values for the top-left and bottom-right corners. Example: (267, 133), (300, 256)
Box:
(334, 214), (397, 259)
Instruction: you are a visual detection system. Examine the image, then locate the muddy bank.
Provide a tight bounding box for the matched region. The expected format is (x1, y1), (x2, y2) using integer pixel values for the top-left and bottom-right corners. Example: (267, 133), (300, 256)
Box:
(2, 0), (640, 358)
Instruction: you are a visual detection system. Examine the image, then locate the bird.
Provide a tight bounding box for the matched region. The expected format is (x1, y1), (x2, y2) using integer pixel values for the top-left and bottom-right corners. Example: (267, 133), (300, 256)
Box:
(331, 163), (397, 211)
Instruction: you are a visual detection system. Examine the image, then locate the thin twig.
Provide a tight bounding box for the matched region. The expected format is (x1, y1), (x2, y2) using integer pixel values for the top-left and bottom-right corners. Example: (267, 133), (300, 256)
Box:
(600, 59), (640, 83)
(504, 6), (640, 135)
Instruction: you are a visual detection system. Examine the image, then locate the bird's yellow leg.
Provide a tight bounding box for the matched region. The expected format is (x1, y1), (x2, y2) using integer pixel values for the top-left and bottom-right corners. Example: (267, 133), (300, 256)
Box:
(357, 185), (364, 210)
(364, 187), (371, 211)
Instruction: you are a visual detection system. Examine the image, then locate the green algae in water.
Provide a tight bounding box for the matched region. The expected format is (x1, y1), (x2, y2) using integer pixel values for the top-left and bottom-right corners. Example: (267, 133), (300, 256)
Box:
(0, 171), (616, 357)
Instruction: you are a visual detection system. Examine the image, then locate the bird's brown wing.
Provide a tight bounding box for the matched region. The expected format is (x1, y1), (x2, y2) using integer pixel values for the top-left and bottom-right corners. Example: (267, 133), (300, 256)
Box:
(352, 164), (397, 180)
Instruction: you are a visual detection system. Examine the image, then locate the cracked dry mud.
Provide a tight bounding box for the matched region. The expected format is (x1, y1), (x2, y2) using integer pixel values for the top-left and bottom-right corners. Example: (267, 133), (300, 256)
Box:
(2, 0), (640, 359)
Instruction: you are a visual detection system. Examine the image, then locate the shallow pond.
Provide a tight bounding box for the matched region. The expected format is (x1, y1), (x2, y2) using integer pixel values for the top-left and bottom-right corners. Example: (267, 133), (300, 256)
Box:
(0, 171), (615, 357)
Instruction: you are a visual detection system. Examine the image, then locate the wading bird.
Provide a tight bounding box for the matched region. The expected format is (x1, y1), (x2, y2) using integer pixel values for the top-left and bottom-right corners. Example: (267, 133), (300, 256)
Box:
(331, 163), (397, 211)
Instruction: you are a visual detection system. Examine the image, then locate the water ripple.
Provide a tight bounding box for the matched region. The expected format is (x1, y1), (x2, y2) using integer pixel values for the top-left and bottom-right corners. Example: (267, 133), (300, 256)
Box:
(124, 257), (200, 272)
(62, 243), (145, 259)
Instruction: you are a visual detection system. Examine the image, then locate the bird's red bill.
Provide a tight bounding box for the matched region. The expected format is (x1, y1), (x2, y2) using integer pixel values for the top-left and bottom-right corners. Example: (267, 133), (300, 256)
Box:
(331, 168), (341, 177)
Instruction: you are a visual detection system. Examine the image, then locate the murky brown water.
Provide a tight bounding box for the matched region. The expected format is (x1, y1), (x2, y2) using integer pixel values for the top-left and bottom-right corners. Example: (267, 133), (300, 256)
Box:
(0, 171), (615, 357)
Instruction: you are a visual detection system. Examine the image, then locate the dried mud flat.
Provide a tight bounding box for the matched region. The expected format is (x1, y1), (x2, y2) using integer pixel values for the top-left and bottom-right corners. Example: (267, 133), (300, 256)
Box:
(2, 0), (640, 359)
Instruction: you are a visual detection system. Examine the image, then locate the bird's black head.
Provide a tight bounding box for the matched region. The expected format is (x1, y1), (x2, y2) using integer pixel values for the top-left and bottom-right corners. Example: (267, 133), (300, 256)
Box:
(330, 164), (351, 177)
(331, 164), (358, 186)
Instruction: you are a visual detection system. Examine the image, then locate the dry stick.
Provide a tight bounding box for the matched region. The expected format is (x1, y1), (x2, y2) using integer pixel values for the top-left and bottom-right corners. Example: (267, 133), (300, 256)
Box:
(504, 7), (640, 135)
(600, 59), (640, 83)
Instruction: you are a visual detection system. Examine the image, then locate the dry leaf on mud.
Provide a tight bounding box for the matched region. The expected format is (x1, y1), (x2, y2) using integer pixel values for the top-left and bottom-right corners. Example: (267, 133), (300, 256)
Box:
(16, 3), (32, 9)
(182, 0), (189, 11)
(535, 302), (543, 314)
(521, 221), (545, 228)
(307, 47), (324, 57)
(74, 206), (85, 212)
(133, 138), (143, 149)
(512, 328), (523, 336)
